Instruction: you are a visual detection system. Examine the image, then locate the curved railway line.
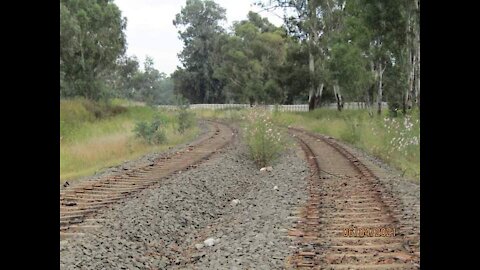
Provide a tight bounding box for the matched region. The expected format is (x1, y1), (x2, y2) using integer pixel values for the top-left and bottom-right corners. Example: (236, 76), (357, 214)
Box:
(286, 127), (420, 269)
(60, 119), (420, 269)
(60, 120), (236, 238)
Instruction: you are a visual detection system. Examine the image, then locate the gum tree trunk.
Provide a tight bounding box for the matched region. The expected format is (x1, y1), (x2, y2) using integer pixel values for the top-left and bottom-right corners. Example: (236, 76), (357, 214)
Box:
(308, 51), (316, 111)
(333, 84), (343, 111)
(307, 0), (320, 111)
(415, 28), (420, 108)
(314, 83), (324, 108)
(377, 62), (386, 115)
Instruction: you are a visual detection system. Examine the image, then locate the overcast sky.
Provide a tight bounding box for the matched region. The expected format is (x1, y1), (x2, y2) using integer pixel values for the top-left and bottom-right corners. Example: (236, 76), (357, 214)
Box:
(114, 0), (284, 75)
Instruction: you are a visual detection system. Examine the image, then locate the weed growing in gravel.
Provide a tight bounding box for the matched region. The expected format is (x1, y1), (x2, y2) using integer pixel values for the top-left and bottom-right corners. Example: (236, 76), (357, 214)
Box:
(244, 108), (287, 168)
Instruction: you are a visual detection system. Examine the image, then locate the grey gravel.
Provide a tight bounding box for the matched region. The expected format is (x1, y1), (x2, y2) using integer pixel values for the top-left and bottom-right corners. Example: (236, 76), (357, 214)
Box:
(60, 127), (420, 269)
(60, 135), (309, 269)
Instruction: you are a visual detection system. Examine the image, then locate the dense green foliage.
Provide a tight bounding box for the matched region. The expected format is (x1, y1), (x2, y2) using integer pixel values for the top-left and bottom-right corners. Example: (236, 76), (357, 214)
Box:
(60, 0), (126, 100)
(215, 12), (289, 104)
(60, 0), (176, 104)
(61, 0), (419, 112)
(173, 0), (420, 114)
(172, 0), (227, 103)
(133, 116), (167, 145)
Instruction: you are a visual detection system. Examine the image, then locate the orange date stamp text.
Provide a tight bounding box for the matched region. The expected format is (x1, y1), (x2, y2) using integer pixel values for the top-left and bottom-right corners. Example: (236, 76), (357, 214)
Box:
(343, 227), (396, 237)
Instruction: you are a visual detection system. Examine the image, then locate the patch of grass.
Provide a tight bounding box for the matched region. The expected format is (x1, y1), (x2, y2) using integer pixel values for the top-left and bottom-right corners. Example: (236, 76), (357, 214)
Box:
(273, 108), (420, 182)
(60, 99), (198, 183)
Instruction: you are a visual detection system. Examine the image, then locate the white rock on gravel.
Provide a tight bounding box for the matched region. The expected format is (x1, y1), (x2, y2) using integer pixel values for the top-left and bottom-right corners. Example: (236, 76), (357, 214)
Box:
(203, 238), (219, 247)
(273, 186), (278, 190)
(260, 166), (273, 172)
(230, 199), (240, 206)
(195, 243), (204, 250)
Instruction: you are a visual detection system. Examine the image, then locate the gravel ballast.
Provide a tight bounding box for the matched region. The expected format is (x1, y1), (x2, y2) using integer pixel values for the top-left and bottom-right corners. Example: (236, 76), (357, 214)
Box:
(60, 137), (310, 269)
(60, 128), (420, 269)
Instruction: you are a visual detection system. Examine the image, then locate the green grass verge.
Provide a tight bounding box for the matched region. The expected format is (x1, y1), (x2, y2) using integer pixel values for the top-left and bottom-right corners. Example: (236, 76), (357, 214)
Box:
(60, 98), (198, 183)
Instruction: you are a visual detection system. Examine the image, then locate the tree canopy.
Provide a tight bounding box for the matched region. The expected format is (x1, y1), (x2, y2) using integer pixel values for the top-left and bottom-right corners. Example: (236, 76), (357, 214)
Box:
(60, 0), (126, 100)
(171, 0), (420, 114)
(60, 0), (420, 114)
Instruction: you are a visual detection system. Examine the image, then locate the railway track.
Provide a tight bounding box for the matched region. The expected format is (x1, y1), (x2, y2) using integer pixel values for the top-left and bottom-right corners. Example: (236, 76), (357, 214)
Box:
(286, 127), (420, 269)
(60, 120), (235, 238)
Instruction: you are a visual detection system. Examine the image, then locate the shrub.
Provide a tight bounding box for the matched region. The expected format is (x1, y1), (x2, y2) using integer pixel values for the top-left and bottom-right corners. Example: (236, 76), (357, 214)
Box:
(244, 108), (287, 168)
(133, 115), (167, 144)
(176, 99), (194, 134)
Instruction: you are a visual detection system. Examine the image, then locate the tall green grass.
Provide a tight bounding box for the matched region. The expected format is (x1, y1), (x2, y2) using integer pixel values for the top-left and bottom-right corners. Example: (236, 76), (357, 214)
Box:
(60, 98), (198, 182)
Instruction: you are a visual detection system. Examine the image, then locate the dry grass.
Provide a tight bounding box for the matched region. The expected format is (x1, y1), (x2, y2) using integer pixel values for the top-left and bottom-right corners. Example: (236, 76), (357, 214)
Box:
(60, 99), (198, 183)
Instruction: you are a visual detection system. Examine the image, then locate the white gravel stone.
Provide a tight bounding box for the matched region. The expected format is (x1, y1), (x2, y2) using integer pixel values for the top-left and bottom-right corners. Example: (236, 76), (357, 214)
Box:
(203, 238), (217, 247)
(230, 199), (240, 206)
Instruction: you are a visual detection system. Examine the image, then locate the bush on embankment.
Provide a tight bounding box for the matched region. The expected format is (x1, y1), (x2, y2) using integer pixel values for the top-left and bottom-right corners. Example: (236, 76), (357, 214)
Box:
(60, 98), (198, 182)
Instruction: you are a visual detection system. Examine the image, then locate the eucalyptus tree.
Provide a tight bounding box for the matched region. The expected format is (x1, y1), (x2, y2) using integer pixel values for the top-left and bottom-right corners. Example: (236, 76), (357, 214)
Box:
(60, 2), (81, 97)
(173, 0), (227, 103)
(277, 40), (311, 104)
(214, 12), (288, 105)
(404, 0), (420, 111)
(356, 0), (411, 114)
(325, 0), (374, 110)
(256, 0), (343, 110)
(60, 0), (126, 100)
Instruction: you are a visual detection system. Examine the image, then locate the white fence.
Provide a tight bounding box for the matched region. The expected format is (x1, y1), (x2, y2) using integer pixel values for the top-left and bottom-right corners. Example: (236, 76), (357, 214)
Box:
(158, 102), (387, 112)
(325, 102), (388, 110)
